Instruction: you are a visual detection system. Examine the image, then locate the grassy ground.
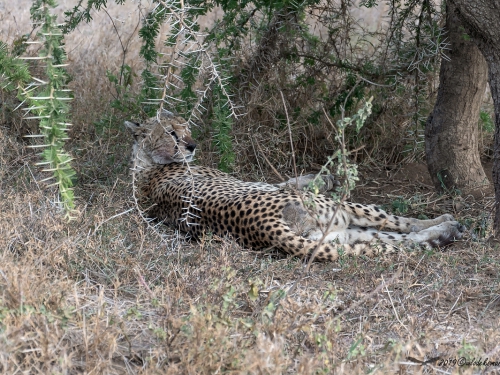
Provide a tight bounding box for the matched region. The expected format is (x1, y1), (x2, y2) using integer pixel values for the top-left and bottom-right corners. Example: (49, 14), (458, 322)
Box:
(2, 127), (499, 374)
(1, 1), (500, 374)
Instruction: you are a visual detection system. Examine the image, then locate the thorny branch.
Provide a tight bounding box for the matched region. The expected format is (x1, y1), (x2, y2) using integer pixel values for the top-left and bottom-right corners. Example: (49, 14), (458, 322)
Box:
(135, 0), (240, 228)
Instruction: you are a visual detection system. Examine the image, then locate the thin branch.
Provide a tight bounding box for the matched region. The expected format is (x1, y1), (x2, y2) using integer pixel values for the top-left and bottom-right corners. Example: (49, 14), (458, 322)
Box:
(280, 90), (298, 189)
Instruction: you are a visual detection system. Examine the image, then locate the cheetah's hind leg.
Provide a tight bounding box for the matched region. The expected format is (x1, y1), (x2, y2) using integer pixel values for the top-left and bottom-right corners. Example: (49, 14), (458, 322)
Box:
(317, 221), (465, 248)
(342, 202), (457, 233)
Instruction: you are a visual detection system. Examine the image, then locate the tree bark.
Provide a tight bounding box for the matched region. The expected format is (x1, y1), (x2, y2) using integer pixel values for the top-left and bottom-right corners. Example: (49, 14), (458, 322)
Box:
(448, 0), (500, 232)
(425, 2), (489, 195)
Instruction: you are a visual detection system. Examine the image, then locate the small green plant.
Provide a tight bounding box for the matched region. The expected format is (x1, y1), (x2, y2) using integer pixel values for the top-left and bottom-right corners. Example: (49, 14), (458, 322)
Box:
(391, 197), (410, 215)
(464, 212), (491, 240)
(436, 170), (462, 195)
(322, 284), (338, 302)
(480, 109), (494, 133)
(336, 245), (348, 267)
(346, 336), (366, 361)
(457, 338), (479, 360)
(309, 97), (373, 202)
(106, 65), (139, 113)
(261, 289), (286, 325)
(359, 0), (378, 7)
(460, 27), (471, 42)
(302, 97), (373, 267)
(247, 278), (263, 302)
(93, 64), (147, 134)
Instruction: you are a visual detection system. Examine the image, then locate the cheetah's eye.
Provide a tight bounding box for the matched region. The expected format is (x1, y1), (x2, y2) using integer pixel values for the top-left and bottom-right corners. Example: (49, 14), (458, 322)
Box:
(170, 131), (179, 140)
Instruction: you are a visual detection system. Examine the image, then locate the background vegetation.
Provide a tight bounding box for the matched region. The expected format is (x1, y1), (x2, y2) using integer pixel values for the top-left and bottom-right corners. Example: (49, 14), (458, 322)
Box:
(0, 0), (499, 373)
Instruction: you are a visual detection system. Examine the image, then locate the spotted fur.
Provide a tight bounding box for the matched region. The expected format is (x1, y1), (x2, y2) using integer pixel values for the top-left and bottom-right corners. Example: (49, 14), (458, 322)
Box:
(125, 111), (465, 262)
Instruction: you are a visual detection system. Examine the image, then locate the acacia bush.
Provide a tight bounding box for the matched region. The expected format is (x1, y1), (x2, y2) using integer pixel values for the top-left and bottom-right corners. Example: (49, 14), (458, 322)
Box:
(56, 0), (455, 175)
(2, 0), (474, 182)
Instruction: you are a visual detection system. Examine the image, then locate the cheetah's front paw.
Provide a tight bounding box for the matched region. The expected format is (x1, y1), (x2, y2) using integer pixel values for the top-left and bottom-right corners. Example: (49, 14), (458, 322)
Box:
(419, 221), (465, 247)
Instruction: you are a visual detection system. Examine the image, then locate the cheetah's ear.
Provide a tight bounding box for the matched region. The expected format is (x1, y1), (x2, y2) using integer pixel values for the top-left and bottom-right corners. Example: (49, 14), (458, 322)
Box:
(160, 109), (175, 119)
(124, 120), (141, 134)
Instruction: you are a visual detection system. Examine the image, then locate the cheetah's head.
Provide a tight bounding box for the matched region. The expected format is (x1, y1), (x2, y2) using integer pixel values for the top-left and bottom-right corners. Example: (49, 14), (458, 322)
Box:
(125, 110), (197, 170)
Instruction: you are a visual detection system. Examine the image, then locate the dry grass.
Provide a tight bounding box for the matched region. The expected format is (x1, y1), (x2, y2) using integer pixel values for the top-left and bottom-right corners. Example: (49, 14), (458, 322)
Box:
(1, 1), (500, 374)
(2, 127), (500, 374)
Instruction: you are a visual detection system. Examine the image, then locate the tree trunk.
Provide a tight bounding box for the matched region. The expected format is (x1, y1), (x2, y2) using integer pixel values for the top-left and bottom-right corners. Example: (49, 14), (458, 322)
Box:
(425, 2), (489, 194)
(448, 0), (500, 232)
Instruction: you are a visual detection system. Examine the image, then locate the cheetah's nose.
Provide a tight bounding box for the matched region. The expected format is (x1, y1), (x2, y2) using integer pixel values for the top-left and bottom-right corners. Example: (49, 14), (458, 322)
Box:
(186, 141), (197, 153)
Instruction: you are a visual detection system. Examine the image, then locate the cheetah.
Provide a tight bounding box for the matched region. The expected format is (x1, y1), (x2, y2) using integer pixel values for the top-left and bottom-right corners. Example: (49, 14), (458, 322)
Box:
(125, 110), (464, 262)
